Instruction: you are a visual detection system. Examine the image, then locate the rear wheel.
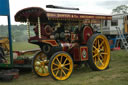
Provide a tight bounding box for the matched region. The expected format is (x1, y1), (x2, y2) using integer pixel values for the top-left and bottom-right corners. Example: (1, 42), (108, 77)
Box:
(87, 34), (110, 71)
(48, 51), (73, 80)
(32, 51), (49, 77)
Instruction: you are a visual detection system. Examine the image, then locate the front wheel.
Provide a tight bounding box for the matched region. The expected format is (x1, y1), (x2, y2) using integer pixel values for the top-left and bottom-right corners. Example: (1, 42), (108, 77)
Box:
(87, 34), (110, 71)
(48, 51), (73, 80)
(32, 51), (49, 77)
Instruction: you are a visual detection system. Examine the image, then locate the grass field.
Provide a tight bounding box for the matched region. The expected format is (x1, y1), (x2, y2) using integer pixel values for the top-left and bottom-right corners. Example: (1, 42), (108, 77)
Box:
(12, 42), (39, 51)
(0, 42), (128, 85)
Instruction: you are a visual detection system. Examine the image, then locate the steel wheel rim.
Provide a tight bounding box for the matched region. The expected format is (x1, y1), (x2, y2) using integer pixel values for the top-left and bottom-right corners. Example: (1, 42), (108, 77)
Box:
(51, 53), (73, 80)
(34, 52), (49, 76)
(92, 35), (110, 70)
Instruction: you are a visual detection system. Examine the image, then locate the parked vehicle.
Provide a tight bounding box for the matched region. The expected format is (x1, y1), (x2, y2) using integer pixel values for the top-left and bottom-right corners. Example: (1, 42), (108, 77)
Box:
(15, 6), (111, 80)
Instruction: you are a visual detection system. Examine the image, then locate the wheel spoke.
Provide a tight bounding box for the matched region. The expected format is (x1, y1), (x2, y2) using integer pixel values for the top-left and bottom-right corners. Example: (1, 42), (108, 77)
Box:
(35, 60), (42, 64)
(55, 69), (59, 76)
(100, 55), (104, 60)
(37, 68), (42, 73)
(60, 69), (63, 78)
(44, 60), (49, 64)
(53, 68), (59, 71)
(98, 39), (100, 49)
(101, 52), (108, 55)
(64, 63), (70, 66)
(43, 66), (48, 73)
(63, 58), (67, 64)
(53, 63), (59, 66)
(41, 66), (45, 73)
(60, 55), (63, 63)
(97, 60), (100, 66)
(93, 53), (98, 58)
(56, 57), (61, 64)
(35, 63), (40, 67)
(93, 46), (98, 51)
(100, 46), (105, 51)
(63, 67), (69, 71)
(99, 41), (104, 48)
(98, 57), (104, 66)
(62, 69), (66, 76)
(41, 57), (45, 61)
(93, 50), (97, 54)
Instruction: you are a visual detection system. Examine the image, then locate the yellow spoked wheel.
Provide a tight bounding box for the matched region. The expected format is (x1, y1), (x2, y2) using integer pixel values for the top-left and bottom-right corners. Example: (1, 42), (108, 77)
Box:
(87, 34), (110, 71)
(32, 51), (49, 77)
(48, 51), (73, 80)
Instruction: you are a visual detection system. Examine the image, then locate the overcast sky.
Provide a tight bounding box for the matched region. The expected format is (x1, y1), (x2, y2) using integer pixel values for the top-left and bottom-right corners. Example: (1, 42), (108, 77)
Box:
(0, 0), (128, 25)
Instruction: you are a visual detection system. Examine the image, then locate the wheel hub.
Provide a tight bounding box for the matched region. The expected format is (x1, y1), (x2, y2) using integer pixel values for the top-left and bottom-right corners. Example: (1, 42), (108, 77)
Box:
(98, 50), (100, 53)
(58, 64), (64, 69)
(41, 62), (45, 66)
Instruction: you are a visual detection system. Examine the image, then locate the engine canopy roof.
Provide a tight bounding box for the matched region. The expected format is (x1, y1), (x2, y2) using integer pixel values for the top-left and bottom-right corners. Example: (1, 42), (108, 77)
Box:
(15, 7), (112, 23)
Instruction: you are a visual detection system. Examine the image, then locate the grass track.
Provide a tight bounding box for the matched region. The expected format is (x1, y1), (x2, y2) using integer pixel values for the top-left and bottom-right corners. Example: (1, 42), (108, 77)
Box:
(0, 42), (128, 85)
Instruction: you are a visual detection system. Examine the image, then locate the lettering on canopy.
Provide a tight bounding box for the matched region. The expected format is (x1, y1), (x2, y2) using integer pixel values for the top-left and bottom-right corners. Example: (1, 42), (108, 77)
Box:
(47, 12), (112, 20)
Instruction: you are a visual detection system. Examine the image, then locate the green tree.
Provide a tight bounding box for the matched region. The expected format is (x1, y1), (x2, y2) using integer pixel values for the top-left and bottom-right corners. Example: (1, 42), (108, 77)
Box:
(112, 5), (128, 14)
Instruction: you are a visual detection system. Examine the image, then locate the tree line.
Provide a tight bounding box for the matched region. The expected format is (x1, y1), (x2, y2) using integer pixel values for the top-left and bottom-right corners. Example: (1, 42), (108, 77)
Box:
(0, 25), (35, 42)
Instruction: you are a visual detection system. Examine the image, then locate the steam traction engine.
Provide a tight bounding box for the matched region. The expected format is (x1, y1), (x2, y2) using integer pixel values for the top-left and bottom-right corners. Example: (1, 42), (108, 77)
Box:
(15, 7), (111, 80)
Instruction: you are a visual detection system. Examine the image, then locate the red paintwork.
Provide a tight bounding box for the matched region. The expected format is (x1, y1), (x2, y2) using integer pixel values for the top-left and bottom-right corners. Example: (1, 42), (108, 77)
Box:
(15, 7), (47, 22)
(71, 33), (79, 41)
(72, 46), (80, 61)
(28, 36), (48, 42)
(80, 47), (88, 61)
(61, 42), (69, 51)
(42, 40), (58, 46)
(13, 51), (21, 56)
(81, 26), (93, 44)
(29, 37), (58, 46)
(71, 46), (88, 61)
(112, 47), (120, 51)
(34, 24), (51, 37)
(61, 42), (79, 52)
(29, 24), (52, 42)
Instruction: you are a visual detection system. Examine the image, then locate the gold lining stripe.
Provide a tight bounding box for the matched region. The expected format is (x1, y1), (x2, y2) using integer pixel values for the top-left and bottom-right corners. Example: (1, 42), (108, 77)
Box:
(42, 40), (59, 46)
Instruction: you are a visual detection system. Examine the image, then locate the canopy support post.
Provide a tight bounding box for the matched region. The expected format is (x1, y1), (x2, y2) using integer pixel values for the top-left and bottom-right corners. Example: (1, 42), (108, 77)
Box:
(100, 19), (103, 34)
(27, 18), (30, 38)
(38, 17), (41, 38)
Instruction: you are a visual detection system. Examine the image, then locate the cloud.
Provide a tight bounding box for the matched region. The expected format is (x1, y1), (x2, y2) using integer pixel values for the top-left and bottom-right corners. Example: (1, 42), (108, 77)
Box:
(7, 0), (113, 24)
(97, 0), (128, 9)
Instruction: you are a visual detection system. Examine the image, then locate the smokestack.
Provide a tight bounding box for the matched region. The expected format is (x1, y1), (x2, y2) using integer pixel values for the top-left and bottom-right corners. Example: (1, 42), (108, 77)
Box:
(46, 5), (79, 10)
